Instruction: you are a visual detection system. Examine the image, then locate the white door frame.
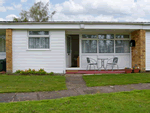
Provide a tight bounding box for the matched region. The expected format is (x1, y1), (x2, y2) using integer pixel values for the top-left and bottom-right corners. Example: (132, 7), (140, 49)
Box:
(65, 34), (81, 70)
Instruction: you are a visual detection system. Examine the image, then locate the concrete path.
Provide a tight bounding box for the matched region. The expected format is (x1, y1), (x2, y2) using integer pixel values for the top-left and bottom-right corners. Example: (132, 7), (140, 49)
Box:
(66, 74), (87, 90)
(0, 74), (150, 103)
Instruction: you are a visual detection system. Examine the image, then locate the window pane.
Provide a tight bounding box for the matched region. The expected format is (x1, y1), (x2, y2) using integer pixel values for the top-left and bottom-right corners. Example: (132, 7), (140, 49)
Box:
(0, 35), (6, 52)
(29, 31), (49, 35)
(67, 37), (71, 53)
(115, 40), (130, 53)
(98, 34), (106, 39)
(82, 35), (97, 38)
(98, 34), (114, 39)
(99, 40), (114, 53)
(116, 35), (129, 39)
(82, 40), (97, 53)
(29, 37), (49, 49)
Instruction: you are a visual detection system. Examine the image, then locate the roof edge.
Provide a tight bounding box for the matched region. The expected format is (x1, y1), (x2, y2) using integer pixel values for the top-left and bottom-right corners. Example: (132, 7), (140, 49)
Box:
(0, 21), (149, 25)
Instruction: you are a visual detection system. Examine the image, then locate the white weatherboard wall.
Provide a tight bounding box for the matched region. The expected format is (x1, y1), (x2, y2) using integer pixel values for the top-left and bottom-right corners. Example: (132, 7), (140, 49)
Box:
(12, 30), (66, 73)
(146, 31), (150, 70)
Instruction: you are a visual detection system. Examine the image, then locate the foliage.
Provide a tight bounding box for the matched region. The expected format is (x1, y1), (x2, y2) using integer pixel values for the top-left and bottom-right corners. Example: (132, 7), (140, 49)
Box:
(29, 2), (49, 22)
(0, 90), (150, 112)
(13, 1), (53, 22)
(133, 64), (139, 69)
(125, 67), (132, 69)
(15, 68), (54, 75)
(83, 73), (150, 87)
(133, 66), (139, 69)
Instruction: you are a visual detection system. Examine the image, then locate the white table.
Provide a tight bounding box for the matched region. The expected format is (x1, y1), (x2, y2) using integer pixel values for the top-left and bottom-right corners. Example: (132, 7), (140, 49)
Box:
(97, 58), (108, 70)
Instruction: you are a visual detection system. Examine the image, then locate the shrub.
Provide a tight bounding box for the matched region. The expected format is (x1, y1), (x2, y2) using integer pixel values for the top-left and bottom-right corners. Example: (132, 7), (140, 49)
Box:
(48, 72), (54, 75)
(14, 68), (54, 75)
(30, 69), (35, 74)
(15, 70), (21, 74)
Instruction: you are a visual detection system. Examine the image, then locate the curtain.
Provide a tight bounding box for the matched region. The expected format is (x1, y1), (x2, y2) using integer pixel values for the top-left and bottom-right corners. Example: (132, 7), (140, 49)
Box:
(115, 40), (130, 53)
(99, 40), (114, 53)
(29, 37), (49, 49)
(82, 40), (97, 53)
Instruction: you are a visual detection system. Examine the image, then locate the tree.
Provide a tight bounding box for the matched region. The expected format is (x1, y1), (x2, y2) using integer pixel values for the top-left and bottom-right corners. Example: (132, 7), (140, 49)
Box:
(13, 1), (54, 22)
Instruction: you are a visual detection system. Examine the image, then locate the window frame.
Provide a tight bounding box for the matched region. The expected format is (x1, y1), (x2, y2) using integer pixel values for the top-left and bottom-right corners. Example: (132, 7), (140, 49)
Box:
(0, 35), (6, 52)
(81, 33), (131, 54)
(27, 30), (51, 50)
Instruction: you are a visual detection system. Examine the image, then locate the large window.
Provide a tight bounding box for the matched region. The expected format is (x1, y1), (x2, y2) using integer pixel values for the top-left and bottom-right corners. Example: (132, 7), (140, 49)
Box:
(82, 34), (130, 53)
(0, 35), (6, 52)
(28, 31), (49, 49)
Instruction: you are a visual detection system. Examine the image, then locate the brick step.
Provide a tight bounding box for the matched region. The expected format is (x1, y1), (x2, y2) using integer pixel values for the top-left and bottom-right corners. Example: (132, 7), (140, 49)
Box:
(66, 70), (125, 74)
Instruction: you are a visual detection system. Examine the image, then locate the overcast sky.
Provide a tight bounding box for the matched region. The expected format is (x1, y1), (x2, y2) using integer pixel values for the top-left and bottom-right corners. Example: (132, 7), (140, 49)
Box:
(0, 0), (150, 22)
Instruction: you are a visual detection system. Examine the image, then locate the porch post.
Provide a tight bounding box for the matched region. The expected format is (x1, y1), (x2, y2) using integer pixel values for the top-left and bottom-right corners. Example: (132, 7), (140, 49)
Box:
(131, 30), (145, 72)
(6, 29), (12, 73)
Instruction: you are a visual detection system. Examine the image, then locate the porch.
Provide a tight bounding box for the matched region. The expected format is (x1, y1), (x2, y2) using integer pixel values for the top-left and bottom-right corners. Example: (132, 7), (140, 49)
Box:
(65, 29), (133, 74)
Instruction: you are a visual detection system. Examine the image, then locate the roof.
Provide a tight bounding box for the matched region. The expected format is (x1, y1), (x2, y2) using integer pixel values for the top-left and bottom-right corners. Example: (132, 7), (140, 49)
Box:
(0, 21), (150, 25)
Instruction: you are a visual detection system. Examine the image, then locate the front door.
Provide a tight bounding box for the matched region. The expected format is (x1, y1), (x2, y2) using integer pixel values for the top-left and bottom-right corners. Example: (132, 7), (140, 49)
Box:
(66, 36), (72, 67)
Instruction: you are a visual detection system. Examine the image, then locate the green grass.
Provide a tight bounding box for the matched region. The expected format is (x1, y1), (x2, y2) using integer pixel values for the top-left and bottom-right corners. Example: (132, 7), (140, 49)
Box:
(83, 73), (150, 87)
(0, 90), (150, 113)
(0, 74), (66, 93)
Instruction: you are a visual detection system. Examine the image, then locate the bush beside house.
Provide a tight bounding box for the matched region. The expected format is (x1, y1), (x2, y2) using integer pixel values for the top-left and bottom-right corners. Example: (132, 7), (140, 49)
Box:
(15, 68), (54, 75)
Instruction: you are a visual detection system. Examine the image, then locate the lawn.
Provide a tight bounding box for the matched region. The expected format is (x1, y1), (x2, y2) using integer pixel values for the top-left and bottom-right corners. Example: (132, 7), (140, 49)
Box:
(0, 90), (150, 113)
(0, 74), (66, 93)
(83, 73), (150, 87)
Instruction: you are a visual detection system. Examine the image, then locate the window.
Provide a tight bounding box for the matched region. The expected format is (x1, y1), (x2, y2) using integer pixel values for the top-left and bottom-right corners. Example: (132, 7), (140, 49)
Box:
(29, 31), (49, 35)
(82, 40), (97, 53)
(98, 34), (114, 53)
(82, 34), (130, 53)
(116, 35), (129, 39)
(82, 35), (97, 38)
(0, 35), (6, 52)
(98, 34), (114, 39)
(99, 40), (114, 53)
(67, 36), (71, 54)
(28, 31), (49, 49)
(115, 40), (130, 53)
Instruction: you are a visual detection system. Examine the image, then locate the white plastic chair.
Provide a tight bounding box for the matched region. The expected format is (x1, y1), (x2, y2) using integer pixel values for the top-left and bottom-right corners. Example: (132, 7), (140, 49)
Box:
(106, 57), (119, 71)
(86, 57), (98, 71)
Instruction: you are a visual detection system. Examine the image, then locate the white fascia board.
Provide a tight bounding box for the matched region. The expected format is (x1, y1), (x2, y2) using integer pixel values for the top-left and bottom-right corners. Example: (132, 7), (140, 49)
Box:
(84, 25), (143, 29)
(0, 24), (81, 29)
(142, 25), (150, 30)
(0, 24), (145, 30)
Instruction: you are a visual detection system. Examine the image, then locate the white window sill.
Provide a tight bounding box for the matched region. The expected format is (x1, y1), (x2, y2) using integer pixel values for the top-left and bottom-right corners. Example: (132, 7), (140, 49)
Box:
(26, 49), (51, 51)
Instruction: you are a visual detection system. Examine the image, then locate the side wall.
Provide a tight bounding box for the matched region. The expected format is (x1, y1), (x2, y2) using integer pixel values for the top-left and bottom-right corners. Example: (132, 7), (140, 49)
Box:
(12, 30), (66, 73)
(131, 30), (145, 71)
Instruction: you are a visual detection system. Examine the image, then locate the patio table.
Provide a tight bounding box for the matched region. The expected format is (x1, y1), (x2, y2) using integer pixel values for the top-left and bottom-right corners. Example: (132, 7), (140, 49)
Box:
(97, 58), (108, 70)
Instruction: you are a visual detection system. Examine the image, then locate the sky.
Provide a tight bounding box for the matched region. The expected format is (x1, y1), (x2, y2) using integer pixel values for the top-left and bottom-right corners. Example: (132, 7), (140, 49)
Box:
(0, 0), (150, 22)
